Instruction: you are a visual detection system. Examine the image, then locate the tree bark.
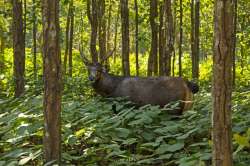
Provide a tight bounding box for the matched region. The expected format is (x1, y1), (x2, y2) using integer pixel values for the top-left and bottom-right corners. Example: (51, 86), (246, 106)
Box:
(113, 8), (119, 63)
(42, 0), (62, 163)
(192, 0), (200, 80)
(148, 0), (158, 76)
(12, 0), (25, 97)
(68, 4), (74, 77)
(32, 0), (37, 81)
(232, 0), (237, 87)
(165, 0), (174, 76)
(0, 1), (6, 74)
(120, 0), (130, 76)
(159, 2), (165, 76)
(0, 37), (5, 74)
(87, 0), (99, 63)
(98, 0), (107, 64)
(63, 0), (72, 74)
(178, 0), (183, 77)
(23, 0), (26, 43)
(134, 0), (139, 76)
(172, 0), (177, 77)
(239, 19), (245, 75)
(212, 0), (234, 165)
(0, 34), (5, 91)
(191, 0), (195, 76)
(106, 0), (112, 59)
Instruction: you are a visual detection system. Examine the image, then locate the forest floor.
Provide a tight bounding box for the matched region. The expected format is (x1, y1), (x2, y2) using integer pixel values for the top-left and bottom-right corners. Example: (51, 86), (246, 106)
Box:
(0, 77), (250, 165)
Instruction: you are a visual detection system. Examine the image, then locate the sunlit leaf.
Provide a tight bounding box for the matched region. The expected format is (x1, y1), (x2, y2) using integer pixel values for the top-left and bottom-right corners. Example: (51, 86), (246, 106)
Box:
(19, 156), (32, 165)
(233, 133), (250, 147)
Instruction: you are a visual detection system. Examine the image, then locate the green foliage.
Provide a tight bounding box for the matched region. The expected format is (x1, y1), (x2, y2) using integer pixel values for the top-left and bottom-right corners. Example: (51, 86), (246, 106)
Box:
(1, 0), (250, 165)
(0, 77), (249, 165)
(0, 45), (250, 165)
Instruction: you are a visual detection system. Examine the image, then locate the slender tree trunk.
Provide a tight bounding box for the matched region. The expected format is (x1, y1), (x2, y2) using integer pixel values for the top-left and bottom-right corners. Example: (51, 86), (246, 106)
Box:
(134, 0), (139, 76)
(0, 37), (5, 91)
(12, 0), (25, 97)
(191, 0), (195, 76)
(0, 37), (5, 74)
(87, 0), (99, 63)
(0, 2), (6, 75)
(63, 1), (71, 74)
(0, 2), (6, 81)
(172, 0), (176, 76)
(68, 5), (74, 77)
(98, 0), (107, 64)
(194, 0), (200, 79)
(232, 0), (237, 87)
(113, 9), (119, 63)
(159, 2), (165, 76)
(23, 0), (26, 43)
(240, 44), (244, 75)
(239, 19), (245, 75)
(148, 0), (158, 76)
(106, 0), (112, 56)
(42, 0), (62, 163)
(178, 0), (183, 77)
(23, 0), (26, 74)
(153, 0), (158, 76)
(120, 0), (130, 76)
(212, 0), (234, 165)
(165, 0), (174, 76)
(172, 46), (175, 76)
(192, 0), (200, 80)
(80, 12), (84, 44)
(32, 0), (37, 81)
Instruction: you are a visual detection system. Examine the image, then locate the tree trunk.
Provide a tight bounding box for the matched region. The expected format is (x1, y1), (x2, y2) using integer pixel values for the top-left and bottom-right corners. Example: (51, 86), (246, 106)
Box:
(32, 0), (37, 81)
(42, 0), (62, 163)
(0, 37), (5, 91)
(192, 0), (200, 80)
(232, 0), (237, 87)
(68, 5), (74, 77)
(159, 2), (165, 76)
(194, 0), (200, 79)
(63, 1), (72, 74)
(98, 0), (107, 64)
(0, 37), (5, 74)
(23, 0), (26, 43)
(178, 0), (183, 77)
(134, 0), (139, 76)
(172, 46), (175, 76)
(106, 0), (112, 59)
(148, 0), (158, 76)
(239, 19), (245, 75)
(87, 0), (99, 63)
(113, 8), (119, 63)
(165, 0), (174, 76)
(172, 0), (177, 77)
(212, 0), (234, 165)
(191, 0), (195, 76)
(0, 1), (6, 75)
(120, 0), (130, 76)
(12, 0), (25, 97)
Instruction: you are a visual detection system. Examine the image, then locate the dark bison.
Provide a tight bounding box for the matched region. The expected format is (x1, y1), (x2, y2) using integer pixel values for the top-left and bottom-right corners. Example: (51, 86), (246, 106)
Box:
(80, 49), (199, 114)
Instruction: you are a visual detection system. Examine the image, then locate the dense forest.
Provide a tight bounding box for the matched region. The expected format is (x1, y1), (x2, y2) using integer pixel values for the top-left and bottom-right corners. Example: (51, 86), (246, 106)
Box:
(0, 0), (250, 165)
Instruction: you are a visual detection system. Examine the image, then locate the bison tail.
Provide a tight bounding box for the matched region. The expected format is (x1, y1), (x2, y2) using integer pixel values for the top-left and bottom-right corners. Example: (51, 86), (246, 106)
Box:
(186, 81), (199, 94)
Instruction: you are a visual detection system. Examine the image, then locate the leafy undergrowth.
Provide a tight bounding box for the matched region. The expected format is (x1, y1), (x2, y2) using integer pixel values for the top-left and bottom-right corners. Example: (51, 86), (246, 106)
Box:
(0, 78), (250, 166)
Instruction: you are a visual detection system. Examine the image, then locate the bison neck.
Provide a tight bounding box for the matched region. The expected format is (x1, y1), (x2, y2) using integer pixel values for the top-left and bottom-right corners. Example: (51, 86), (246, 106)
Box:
(92, 73), (123, 97)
